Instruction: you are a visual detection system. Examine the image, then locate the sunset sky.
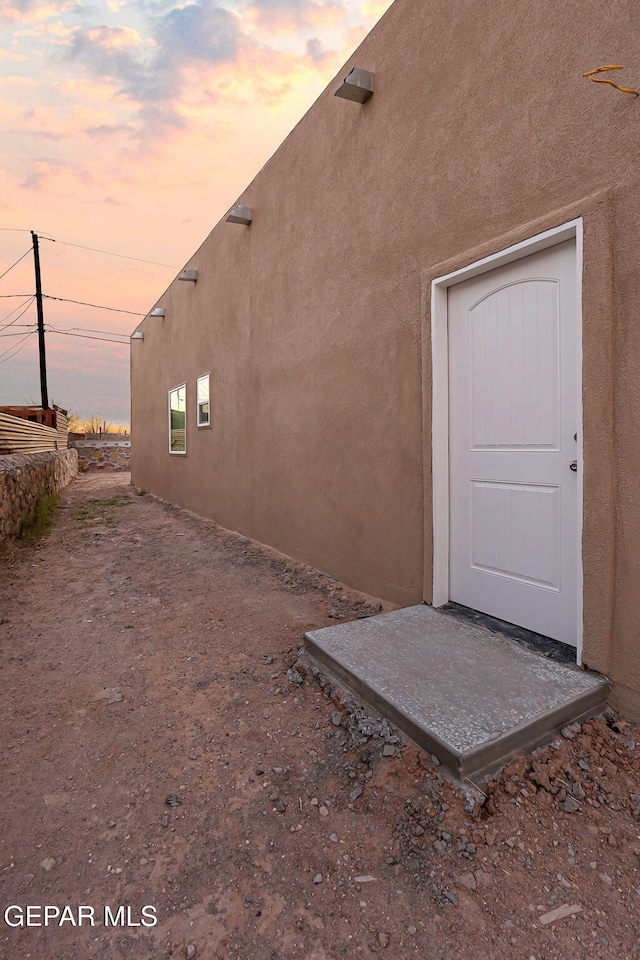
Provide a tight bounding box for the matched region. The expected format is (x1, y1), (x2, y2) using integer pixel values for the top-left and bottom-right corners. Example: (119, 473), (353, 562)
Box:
(0, 0), (392, 425)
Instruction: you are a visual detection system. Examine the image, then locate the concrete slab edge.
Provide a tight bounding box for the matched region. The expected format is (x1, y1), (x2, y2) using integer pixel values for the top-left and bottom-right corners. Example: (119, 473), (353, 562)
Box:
(458, 680), (611, 780)
(303, 632), (464, 772)
(304, 631), (610, 782)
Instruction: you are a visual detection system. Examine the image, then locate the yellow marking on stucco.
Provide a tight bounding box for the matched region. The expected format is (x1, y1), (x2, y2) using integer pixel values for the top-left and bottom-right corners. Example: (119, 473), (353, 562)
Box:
(583, 64), (639, 97)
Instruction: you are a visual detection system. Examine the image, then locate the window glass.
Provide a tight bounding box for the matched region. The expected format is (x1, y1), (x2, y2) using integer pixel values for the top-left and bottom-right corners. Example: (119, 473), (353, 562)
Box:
(197, 374), (210, 426)
(169, 384), (186, 453)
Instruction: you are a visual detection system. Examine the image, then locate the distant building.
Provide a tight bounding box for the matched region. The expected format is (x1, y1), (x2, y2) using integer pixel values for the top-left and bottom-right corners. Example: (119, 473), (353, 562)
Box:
(0, 405), (69, 453)
(0, 405), (65, 430)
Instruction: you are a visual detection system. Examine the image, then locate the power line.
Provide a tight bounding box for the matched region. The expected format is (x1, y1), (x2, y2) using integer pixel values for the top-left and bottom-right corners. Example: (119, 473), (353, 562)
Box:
(0, 330), (35, 363)
(0, 295), (35, 327)
(0, 326), (37, 337)
(1, 228), (177, 267)
(54, 324), (129, 338)
(48, 238), (177, 269)
(43, 294), (145, 316)
(0, 333), (36, 364)
(0, 249), (31, 283)
(1, 293), (147, 316)
(46, 327), (130, 345)
(0, 297), (35, 332)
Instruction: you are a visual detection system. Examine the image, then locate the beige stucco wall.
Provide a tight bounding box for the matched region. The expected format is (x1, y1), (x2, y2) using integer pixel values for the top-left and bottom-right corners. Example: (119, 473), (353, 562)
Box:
(131, 0), (640, 716)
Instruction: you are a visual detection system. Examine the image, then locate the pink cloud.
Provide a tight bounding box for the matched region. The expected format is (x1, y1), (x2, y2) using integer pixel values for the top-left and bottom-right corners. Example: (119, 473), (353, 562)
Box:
(15, 19), (77, 40)
(0, 47), (28, 59)
(0, 0), (81, 24)
(80, 24), (146, 50)
(243, 0), (348, 33)
(22, 158), (94, 191)
(357, 0), (390, 17)
(305, 36), (333, 64)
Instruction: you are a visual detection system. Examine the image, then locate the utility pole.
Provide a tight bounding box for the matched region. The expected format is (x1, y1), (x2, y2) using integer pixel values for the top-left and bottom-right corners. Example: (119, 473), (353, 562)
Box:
(31, 230), (49, 410)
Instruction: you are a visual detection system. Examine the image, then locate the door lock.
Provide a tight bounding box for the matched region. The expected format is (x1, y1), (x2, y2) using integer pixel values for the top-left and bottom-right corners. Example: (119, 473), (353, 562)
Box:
(569, 461), (578, 472)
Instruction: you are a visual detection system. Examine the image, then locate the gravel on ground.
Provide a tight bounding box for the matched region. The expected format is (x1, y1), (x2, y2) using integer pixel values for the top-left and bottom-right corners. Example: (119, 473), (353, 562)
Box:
(1, 473), (639, 960)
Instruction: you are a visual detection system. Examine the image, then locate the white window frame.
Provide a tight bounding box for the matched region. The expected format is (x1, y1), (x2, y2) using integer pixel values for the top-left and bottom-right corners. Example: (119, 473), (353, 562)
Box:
(168, 382), (187, 455)
(196, 373), (210, 428)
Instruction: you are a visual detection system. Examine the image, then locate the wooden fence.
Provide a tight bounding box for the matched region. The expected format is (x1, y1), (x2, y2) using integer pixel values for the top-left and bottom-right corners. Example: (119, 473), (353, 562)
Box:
(0, 411), (68, 455)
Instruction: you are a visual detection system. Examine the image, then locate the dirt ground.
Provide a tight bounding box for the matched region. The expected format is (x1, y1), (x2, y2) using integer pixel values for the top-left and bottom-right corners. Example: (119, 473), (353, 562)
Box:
(1, 473), (639, 960)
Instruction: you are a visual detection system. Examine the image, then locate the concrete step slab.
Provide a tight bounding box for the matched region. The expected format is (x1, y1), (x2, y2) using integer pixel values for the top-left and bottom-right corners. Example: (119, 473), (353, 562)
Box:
(304, 604), (610, 781)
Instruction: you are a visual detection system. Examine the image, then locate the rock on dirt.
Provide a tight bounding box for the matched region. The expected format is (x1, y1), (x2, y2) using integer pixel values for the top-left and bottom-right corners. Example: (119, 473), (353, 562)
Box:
(539, 904), (582, 925)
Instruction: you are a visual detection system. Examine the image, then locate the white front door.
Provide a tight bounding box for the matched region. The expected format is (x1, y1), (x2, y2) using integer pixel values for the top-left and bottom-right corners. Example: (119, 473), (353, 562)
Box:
(448, 239), (579, 646)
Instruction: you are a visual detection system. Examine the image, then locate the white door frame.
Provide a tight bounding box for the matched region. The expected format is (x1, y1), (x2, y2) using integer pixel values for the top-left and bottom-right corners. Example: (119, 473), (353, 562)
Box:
(430, 218), (584, 662)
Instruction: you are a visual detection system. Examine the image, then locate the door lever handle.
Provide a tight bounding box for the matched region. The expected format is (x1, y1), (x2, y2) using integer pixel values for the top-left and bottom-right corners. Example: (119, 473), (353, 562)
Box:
(569, 461), (578, 472)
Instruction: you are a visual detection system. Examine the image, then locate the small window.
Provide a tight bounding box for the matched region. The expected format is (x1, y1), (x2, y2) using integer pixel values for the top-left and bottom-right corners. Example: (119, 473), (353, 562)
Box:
(169, 383), (186, 453)
(197, 374), (210, 427)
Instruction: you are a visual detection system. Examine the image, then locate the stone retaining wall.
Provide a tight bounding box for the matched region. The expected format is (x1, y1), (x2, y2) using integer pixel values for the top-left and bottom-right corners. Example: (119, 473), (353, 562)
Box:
(68, 438), (131, 473)
(0, 449), (78, 538)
